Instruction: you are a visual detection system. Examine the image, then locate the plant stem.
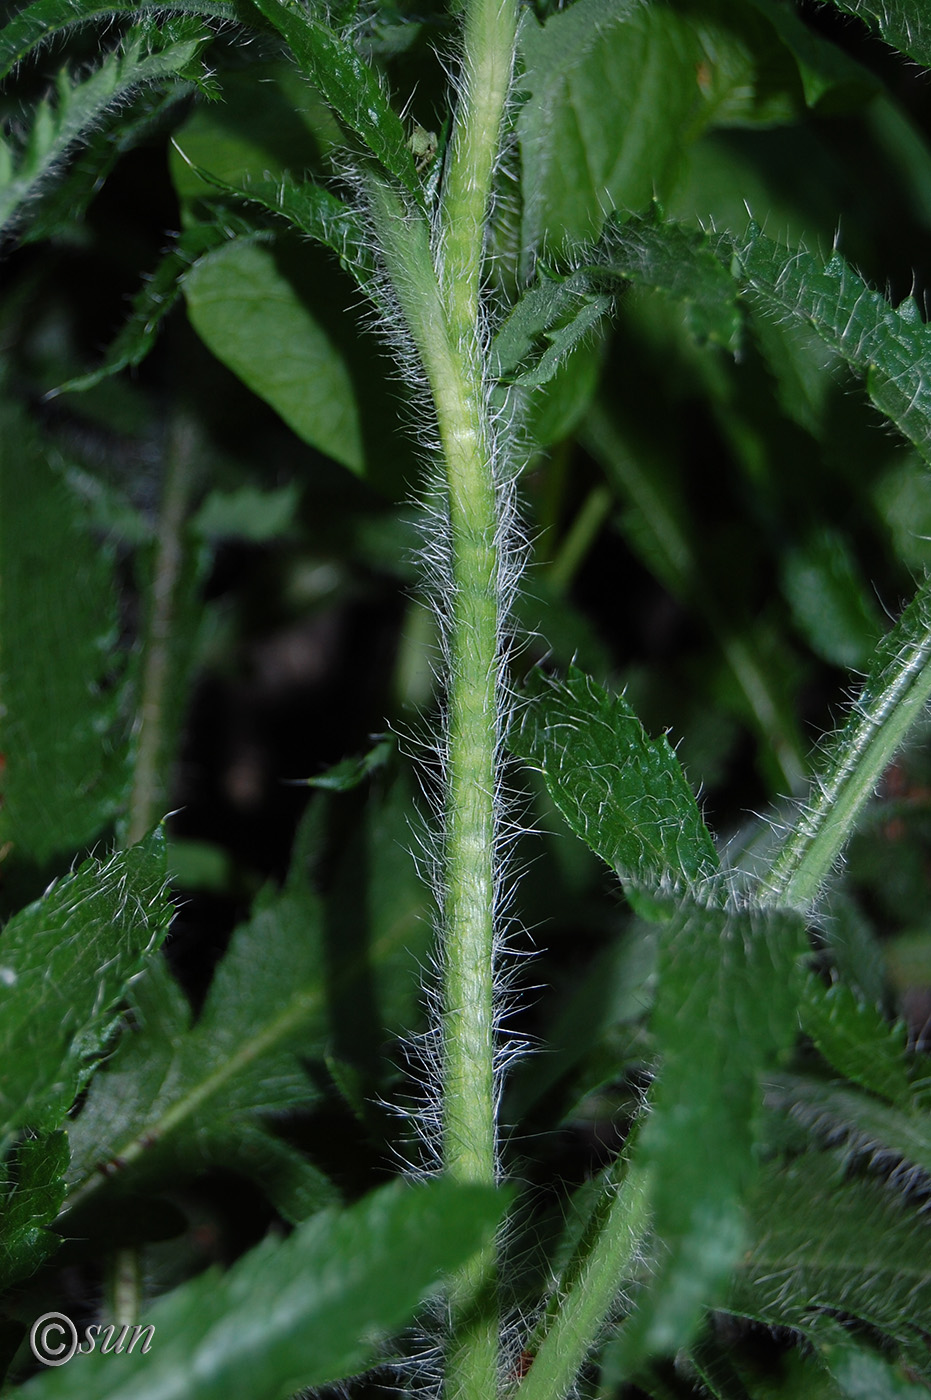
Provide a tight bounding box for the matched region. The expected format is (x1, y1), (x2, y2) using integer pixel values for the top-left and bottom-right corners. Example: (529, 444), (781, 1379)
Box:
(763, 577), (931, 910)
(126, 418), (195, 844)
(370, 0), (516, 1384)
(515, 1161), (652, 1400)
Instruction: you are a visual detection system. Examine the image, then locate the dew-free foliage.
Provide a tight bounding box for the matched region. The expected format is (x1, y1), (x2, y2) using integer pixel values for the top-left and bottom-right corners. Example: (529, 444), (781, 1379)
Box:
(6, 0), (931, 1397)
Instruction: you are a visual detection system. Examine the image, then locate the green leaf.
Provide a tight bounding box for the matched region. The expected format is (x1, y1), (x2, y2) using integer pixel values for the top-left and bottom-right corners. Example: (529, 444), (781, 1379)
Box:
(182, 237), (365, 473)
(781, 530), (883, 669)
(0, 21), (214, 239)
(763, 574), (931, 909)
(180, 168), (374, 291)
(0, 406), (128, 863)
(300, 735), (393, 791)
(0, 831), (171, 1151)
(819, 0), (931, 68)
(0, 1130), (69, 1289)
(615, 899), (805, 1367)
(772, 1072), (931, 1182)
(731, 225), (931, 468)
(516, 0), (810, 267)
(24, 1178), (508, 1400)
(731, 1150), (931, 1381)
(192, 482), (300, 542)
(0, 0), (232, 79)
(800, 976), (913, 1108)
(65, 782), (428, 1216)
(248, 0), (419, 196)
(51, 218), (252, 396)
(514, 665), (720, 890)
(63, 856), (337, 1220)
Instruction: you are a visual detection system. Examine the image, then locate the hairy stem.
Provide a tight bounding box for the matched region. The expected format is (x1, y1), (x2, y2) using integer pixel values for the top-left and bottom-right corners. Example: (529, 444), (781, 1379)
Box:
(370, 0), (516, 1377)
(763, 576), (931, 909)
(516, 1161), (651, 1400)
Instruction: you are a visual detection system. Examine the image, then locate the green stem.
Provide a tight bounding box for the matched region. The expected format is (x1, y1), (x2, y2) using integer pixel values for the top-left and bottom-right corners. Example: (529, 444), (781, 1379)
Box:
(515, 1161), (652, 1400)
(370, 2), (517, 1392)
(368, 174), (501, 1399)
(126, 418), (195, 844)
(763, 576), (931, 909)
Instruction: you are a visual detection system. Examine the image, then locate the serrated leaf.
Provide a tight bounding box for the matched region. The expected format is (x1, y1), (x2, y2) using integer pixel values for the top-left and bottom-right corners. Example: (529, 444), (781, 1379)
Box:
(800, 976), (913, 1108)
(0, 22), (213, 239)
(182, 237), (365, 473)
(731, 1150), (931, 1381)
(493, 209), (742, 392)
(181, 168), (374, 291)
(0, 1130), (69, 1289)
(0, 0), (233, 80)
(0, 831), (171, 1151)
(820, 0), (931, 68)
(773, 1072), (931, 1182)
(65, 782), (428, 1216)
(515, 665), (719, 891)
(0, 407), (128, 862)
(249, 0), (419, 196)
(615, 900), (805, 1367)
(52, 217), (251, 395)
(24, 1177), (508, 1400)
(731, 225), (931, 468)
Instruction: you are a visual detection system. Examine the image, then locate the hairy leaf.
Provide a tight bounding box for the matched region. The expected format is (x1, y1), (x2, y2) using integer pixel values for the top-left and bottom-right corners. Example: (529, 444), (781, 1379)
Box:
(249, 0), (419, 195)
(820, 0), (931, 68)
(0, 1130), (69, 1290)
(493, 209), (742, 390)
(25, 1178), (508, 1399)
(0, 411), (127, 862)
(0, 0), (232, 79)
(515, 665), (719, 890)
(0, 21), (213, 238)
(731, 1151), (931, 1381)
(732, 225), (931, 467)
(616, 900), (805, 1366)
(0, 831), (171, 1152)
(65, 783), (427, 1218)
(800, 977), (913, 1108)
(773, 1072), (931, 1181)
(52, 217), (253, 395)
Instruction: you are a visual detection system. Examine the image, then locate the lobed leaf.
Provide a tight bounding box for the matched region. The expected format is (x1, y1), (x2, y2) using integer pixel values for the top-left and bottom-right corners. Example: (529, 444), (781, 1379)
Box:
(0, 410), (128, 863)
(24, 1177), (509, 1400)
(731, 1150), (931, 1382)
(0, 831), (172, 1152)
(0, 21), (214, 239)
(799, 976), (913, 1108)
(493, 209), (742, 391)
(515, 665), (720, 891)
(65, 782), (428, 1219)
(52, 216), (257, 395)
(0, 0), (233, 79)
